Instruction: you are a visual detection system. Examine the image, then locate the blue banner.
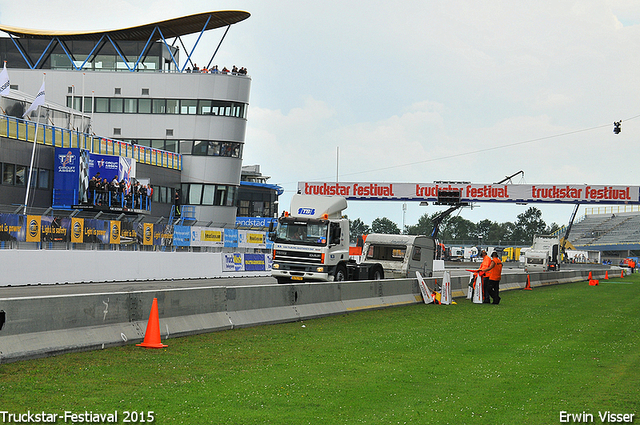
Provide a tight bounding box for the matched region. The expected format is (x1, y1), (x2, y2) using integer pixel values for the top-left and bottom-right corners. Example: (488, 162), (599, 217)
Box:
(53, 147), (81, 206)
(244, 253), (266, 271)
(173, 225), (191, 246)
(224, 229), (238, 248)
(0, 214), (25, 242)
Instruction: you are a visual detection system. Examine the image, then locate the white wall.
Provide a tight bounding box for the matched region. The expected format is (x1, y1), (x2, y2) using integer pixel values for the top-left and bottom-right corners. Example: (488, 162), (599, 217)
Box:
(0, 250), (269, 286)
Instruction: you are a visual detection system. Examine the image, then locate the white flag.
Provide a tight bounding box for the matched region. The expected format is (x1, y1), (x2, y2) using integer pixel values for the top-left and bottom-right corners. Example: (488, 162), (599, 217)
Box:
(0, 62), (9, 96)
(23, 81), (45, 117)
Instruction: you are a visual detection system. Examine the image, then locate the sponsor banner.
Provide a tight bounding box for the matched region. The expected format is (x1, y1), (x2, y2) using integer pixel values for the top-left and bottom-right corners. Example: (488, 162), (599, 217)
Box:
(223, 253), (244, 272)
(84, 219), (110, 244)
(54, 147), (80, 206)
(235, 216), (277, 228)
(71, 217), (84, 243)
(0, 214), (25, 242)
(154, 224), (173, 246)
(238, 230), (267, 249)
(173, 225), (191, 246)
(224, 229), (238, 248)
(110, 220), (121, 244)
(89, 152), (120, 181)
(120, 221), (137, 245)
(41, 216), (70, 243)
(26, 215), (41, 242)
(298, 182), (640, 204)
(200, 228), (224, 247)
(140, 223), (154, 246)
(244, 253), (266, 271)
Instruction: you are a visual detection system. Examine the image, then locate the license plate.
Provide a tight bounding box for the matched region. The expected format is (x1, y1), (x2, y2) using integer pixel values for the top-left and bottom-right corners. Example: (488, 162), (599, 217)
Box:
(291, 276), (303, 281)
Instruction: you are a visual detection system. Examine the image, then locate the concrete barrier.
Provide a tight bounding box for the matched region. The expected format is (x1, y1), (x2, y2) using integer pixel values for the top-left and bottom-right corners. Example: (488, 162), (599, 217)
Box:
(0, 269), (614, 363)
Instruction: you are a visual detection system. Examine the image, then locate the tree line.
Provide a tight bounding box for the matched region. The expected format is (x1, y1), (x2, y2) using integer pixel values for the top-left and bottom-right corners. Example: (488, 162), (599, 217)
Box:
(349, 206), (560, 246)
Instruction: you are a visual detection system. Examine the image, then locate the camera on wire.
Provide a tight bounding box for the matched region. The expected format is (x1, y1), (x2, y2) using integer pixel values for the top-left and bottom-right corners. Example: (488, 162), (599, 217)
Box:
(613, 121), (622, 134)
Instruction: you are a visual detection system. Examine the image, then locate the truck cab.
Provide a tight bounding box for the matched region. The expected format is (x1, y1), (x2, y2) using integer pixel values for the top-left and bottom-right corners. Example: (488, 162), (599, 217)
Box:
(270, 195), (350, 283)
(523, 234), (560, 272)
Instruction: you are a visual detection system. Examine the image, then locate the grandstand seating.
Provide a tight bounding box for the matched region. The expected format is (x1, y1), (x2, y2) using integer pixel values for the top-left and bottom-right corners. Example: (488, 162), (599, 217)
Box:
(568, 212), (640, 247)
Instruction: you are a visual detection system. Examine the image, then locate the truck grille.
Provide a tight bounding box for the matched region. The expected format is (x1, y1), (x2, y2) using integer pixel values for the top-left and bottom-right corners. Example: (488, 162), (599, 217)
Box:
(275, 250), (322, 264)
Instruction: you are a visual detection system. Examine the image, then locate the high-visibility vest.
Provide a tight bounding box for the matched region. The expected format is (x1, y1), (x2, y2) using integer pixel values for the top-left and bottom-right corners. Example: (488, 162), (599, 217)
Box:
(489, 258), (503, 281)
(479, 255), (491, 276)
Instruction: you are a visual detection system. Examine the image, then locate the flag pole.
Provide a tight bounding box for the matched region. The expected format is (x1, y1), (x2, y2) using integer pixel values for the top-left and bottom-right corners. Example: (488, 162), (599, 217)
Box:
(23, 73), (46, 215)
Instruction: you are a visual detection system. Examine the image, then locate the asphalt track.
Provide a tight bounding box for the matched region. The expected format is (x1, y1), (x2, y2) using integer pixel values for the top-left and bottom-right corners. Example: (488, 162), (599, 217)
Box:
(0, 262), (589, 300)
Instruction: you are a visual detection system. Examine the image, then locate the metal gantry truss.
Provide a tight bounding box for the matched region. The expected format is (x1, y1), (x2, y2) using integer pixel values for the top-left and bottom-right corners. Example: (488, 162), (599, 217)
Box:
(6, 15), (231, 73)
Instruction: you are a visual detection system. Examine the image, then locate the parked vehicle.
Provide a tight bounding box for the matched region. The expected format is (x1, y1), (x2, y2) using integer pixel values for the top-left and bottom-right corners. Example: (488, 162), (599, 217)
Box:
(270, 195), (434, 283)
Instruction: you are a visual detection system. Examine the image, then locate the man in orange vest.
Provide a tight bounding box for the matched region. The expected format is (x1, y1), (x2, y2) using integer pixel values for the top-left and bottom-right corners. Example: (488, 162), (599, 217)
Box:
(478, 250), (492, 303)
(480, 252), (503, 304)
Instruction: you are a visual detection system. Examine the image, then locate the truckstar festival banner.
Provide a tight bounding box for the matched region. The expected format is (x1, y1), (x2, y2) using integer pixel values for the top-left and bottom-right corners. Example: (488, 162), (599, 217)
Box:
(298, 182), (640, 205)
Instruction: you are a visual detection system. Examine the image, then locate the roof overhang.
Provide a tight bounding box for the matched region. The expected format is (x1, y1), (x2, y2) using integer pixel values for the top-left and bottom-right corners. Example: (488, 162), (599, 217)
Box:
(0, 10), (250, 42)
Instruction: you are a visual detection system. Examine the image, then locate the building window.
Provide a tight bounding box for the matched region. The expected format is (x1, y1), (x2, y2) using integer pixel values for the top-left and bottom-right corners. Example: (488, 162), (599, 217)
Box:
(139, 98), (152, 113)
(15, 165), (26, 186)
(202, 185), (215, 205)
(152, 99), (166, 114)
(179, 183), (238, 206)
(37, 169), (51, 189)
(110, 98), (124, 113)
(141, 88), (150, 96)
(2, 163), (14, 185)
(95, 98), (109, 113)
(124, 99), (137, 113)
(166, 99), (179, 114)
(181, 99), (197, 114)
(188, 184), (203, 205)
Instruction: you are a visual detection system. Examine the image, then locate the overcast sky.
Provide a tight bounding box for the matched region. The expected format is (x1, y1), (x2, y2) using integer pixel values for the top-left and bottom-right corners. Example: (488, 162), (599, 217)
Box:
(2, 0), (640, 231)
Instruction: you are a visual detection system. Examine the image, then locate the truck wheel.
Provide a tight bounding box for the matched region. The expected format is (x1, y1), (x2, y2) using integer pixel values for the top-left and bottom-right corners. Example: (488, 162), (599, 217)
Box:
(334, 264), (347, 282)
(369, 265), (384, 280)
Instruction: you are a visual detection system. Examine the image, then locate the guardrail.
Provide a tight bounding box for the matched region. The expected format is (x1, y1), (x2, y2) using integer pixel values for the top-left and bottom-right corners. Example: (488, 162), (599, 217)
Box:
(0, 114), (181, 170)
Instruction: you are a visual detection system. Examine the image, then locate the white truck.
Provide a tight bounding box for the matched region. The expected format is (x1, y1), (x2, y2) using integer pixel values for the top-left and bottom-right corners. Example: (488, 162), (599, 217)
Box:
(270, 195), (435, 283)
(523, 234), (560, 272)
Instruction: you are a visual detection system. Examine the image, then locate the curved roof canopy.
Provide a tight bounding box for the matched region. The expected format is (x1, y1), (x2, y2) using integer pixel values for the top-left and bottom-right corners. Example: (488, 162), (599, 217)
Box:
(0, 10), (250, 41)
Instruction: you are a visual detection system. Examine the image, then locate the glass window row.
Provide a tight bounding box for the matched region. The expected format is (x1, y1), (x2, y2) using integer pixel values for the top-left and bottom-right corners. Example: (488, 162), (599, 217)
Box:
(67, 96), (247, 119)
(1, 162), (50, 189)
(180, 183), (237, 207)
(124, 139), (243, 158)
(151, 185), (177, 204)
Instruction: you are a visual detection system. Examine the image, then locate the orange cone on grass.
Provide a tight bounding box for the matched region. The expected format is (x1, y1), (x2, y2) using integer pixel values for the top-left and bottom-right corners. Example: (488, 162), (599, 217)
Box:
(523, 274), (532, 290)
(136, 298), (168, 349)
(621, 270), (624, 278)
(605, 271), (609, 280)
(588, 271), (592, 280)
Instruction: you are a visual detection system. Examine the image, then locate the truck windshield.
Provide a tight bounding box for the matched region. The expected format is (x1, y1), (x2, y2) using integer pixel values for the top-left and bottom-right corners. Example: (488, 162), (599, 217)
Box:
(366, 245), (407, 262)
(275, 220), (328, 246)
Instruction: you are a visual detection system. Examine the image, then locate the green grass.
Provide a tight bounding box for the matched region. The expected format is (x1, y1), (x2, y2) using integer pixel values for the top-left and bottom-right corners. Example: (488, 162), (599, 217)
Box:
(1, 276), (639, 424)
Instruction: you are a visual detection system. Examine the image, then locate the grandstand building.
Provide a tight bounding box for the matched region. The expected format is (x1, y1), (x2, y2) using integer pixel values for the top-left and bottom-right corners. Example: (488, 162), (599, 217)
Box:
(566, 208), (640, 260)
(0, 10), (264, 227)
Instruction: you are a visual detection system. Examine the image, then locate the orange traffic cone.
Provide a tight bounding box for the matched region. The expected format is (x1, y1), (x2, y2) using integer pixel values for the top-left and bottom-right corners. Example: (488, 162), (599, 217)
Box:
(588, 271), (592, 280)
(524, 274), (532, 290)
(589, 279), (599, 286)
(605, 271), (609, 280)
(621, 270), (624, 278)
(136, 298), (168, 349)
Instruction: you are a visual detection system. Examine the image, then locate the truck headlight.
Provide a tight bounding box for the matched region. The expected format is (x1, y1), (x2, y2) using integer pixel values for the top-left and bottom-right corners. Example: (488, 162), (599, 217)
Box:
(316, 266), (324, 272)
(272, 264), (280, 269)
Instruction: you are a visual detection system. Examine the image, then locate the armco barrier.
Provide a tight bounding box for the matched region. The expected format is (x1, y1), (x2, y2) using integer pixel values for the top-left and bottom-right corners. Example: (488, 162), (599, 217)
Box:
(0, 269), (613, 363)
